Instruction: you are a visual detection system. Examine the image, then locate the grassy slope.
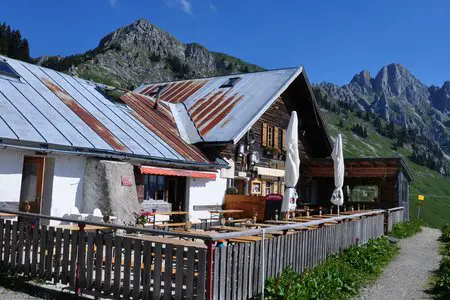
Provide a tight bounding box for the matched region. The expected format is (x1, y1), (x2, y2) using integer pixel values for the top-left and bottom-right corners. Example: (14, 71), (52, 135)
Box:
(322, 109), (450, 228)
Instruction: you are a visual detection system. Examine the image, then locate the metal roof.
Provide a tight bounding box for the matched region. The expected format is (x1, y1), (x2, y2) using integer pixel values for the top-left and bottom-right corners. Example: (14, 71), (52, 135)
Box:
(135, 67), (303, 143)
(0, 56), (211, 165)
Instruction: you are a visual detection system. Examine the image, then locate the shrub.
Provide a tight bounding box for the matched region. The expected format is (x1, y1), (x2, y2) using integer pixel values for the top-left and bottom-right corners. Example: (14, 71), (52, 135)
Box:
(431, 224), (450, 298)
(441, 224), (450, 243)
(264, 237), (398, 299)
(390, 219), (423, 239)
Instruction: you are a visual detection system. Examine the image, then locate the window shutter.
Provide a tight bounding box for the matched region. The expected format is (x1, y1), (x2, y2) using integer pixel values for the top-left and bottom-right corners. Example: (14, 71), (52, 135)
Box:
(262, 123), (268, 146)
(282, 129), (287, 151)
(274, 127), (279, 149)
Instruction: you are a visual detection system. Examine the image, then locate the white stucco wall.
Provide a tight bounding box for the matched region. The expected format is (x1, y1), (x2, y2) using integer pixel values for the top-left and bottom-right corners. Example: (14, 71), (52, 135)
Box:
(50, 155), (86, 221)
(187, 171), (227, 221)
(0, 149), (24, 209)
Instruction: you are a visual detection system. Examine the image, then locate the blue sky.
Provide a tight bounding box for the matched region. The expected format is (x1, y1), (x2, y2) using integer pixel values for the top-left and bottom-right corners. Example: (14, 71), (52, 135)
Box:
(1, 0), (450, 86)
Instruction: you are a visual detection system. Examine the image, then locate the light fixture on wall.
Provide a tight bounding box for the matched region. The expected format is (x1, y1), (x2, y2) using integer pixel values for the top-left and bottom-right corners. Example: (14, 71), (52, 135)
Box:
(238, 144), (245, 157)
(249, 151), (259, 166)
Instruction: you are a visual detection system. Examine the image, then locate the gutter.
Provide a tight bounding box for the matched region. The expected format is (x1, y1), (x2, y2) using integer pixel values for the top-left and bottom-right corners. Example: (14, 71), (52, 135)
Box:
(0, 140), (227, 171)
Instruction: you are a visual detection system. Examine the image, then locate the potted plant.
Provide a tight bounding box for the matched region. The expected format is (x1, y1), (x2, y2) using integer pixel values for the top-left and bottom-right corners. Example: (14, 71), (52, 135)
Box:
(134, 209), (153, 227)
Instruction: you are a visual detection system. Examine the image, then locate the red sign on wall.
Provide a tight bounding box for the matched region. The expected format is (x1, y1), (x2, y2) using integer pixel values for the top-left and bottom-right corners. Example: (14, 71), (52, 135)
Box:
(121, 176), (133, 186)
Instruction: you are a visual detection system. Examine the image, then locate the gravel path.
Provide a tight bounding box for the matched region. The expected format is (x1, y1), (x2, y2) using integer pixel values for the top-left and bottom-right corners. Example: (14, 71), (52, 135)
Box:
(357, 227), (441, 300)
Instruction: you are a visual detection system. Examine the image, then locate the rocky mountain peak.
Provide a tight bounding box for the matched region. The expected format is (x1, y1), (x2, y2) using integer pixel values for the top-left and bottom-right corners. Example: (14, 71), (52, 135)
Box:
(349, 70), (373, 93)
(429, 81), (450, 112)
(373, 63), (428, 102)
(350, 70), (372, 87)
(38, 19), (263, 89)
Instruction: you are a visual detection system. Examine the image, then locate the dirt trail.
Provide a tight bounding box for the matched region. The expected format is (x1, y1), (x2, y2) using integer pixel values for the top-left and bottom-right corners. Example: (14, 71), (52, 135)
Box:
(357, 227), (441, 300)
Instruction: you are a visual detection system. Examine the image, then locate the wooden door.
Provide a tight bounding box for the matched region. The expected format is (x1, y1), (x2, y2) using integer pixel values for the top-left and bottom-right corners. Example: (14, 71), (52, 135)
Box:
(19, 157), (45, 214)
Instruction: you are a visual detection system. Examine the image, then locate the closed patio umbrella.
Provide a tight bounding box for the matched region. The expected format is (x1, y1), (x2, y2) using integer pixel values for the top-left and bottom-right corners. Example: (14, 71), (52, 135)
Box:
(331, 134), (344, 215)
(281, 111), (300, 218)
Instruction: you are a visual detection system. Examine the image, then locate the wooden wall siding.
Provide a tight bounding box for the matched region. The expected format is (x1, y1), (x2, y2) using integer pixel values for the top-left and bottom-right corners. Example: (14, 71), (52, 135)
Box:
(0, 220), (207, 300)
(219, 95), (309, 172)
(224, 195), (267, 221)
(212, 213), (387, 300)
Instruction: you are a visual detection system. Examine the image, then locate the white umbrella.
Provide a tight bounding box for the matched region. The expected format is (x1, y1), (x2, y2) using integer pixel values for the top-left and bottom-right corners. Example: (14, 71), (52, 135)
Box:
(281, 111), (300, 217)
(331, 134), (344, 215)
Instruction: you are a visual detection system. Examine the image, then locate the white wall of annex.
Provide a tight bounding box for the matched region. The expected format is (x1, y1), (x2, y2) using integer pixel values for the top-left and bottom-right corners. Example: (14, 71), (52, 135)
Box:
(50, 155), (86, 221)
(186, 171), (227, 221)
(0, 149), (24, 207)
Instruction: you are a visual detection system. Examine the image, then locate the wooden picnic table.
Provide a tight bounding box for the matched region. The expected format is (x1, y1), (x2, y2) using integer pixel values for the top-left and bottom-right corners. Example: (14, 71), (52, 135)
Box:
(209, 226), (248, 232)
(154, 222), (187, 229)
(55, 224), (113, 231)
(209, 209), (243, 214)
(224, 218), (250, 225)
(241, 223), (275, 228)
(229, 236), (263, 243)
(172, 229), (218, 237)
(265, 220), (298, 224)
(0, 213), (17, 218)
(154, 211), (190, 216)
(152, 211), (190, 227)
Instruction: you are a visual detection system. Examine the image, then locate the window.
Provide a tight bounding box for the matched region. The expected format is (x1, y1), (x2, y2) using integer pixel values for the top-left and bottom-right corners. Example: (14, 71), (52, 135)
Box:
(267, 126), (274, 147)
(220, 77), (241, 88)
(262, 123), (280, 149)
(349, 185), (378, 202)
(0, 61), (20, 79)
(144, 175), (166, 201)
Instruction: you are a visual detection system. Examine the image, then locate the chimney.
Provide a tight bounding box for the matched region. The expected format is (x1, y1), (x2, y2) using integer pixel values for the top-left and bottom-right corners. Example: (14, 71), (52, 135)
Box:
(153, 85), (168, 110)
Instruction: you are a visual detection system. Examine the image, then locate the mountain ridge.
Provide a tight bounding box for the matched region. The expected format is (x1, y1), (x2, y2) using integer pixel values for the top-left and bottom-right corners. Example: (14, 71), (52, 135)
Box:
(36, 19), (264, 89)
(315, 63), (450, 156)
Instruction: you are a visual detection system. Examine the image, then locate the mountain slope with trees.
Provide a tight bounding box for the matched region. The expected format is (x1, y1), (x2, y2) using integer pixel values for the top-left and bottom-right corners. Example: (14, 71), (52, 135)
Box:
(0, 22), (30, 62)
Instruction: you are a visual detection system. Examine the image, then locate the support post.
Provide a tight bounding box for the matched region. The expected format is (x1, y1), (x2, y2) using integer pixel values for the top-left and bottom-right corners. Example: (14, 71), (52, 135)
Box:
(261, 229), (266, 300)
(75, 222), (85, 296)
(206, 240), (215, 300)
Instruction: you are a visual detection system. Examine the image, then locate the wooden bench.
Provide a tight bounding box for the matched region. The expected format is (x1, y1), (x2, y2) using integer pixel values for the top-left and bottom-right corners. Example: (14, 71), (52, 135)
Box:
(154, 222), (187, 229)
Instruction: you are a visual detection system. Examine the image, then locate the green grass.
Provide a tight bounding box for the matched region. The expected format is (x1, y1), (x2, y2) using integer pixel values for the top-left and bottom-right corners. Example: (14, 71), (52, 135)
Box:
(322, 109), (450, 229)
(264, 237), (398, 300)
(429, 224), (450, 299)
(390, 219), (423, 239)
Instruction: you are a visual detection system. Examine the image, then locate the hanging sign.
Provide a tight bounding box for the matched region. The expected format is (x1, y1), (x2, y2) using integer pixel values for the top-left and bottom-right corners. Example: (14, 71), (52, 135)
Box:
(121, 176), (133, 186)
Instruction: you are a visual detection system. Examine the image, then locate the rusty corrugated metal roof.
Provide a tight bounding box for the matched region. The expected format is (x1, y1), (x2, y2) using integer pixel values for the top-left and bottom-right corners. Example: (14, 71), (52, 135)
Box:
(0, 55), (213, 165)
(120, 92), (210, 163)
(135, 67), (303, 143)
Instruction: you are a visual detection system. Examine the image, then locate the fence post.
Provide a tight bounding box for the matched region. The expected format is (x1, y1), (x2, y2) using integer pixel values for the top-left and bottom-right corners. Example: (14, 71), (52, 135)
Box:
(75, 222), (85, 296)
(206, 240), (215, 300)
(383, 210), (389, 235)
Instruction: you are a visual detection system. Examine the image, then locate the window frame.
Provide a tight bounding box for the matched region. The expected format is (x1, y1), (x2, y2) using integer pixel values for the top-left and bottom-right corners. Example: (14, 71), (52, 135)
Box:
(0, 61), (20, 79)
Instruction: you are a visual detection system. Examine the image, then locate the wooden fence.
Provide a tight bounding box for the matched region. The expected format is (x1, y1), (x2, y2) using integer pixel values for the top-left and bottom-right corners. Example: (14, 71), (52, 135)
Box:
(211, 212), (385, 300)
(386, 207), (405, 233)
(0, 219), (207, 299)
(0, 208), (403, 299)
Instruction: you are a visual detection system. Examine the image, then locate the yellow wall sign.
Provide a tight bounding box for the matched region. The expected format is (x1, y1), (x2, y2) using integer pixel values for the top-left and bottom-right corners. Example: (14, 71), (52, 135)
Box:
(418, 195), (425, 201)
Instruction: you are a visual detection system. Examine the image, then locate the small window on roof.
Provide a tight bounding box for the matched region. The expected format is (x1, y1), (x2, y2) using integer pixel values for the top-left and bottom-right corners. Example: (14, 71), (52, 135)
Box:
(220, 77), (241, 88)
(0, 61), (20, 79)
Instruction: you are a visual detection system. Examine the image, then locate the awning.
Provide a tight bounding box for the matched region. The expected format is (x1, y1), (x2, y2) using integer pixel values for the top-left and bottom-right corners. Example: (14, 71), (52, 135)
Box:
(256, 166), (285, 178)
(140, 166), (216, 179)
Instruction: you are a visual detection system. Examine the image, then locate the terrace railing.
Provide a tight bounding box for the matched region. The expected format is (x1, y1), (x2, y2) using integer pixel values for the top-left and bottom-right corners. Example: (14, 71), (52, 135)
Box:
(0, 207), (401, 299)
(385, 207), (405, 233)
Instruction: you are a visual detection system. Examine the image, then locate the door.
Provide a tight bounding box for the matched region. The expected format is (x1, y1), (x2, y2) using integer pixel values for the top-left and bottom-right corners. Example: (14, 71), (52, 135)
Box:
(19, 157), (45, 214)
(167, 178), (179, 210)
